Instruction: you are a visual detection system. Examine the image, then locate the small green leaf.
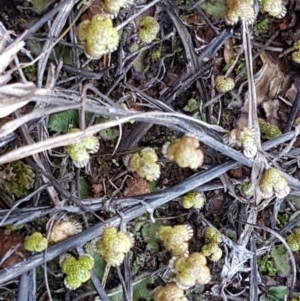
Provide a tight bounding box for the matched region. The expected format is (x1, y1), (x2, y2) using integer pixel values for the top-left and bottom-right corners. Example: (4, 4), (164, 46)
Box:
(183, 98), (200, 112)
(28, 0), (48, 14)
(84, 243), (105, 280)
(200, 0), (226, 19)
(100, 128), (119, 141)
(141, 221), (163, 252)
(79, 176), (89, 198)
(109, 274), (154, 301)
(287, 195), (300, 209)
(271, 245), (290, 277)
(6, 224), (24, 231)
(268, 286), (289, 300)
(48, 110), (78, 132)
(254, 18), (269, 35)
(289, 211), (300, 227)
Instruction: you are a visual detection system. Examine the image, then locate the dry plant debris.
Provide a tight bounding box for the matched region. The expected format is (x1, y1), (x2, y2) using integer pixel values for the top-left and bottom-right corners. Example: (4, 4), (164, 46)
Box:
(1, 0), (300, 300)
(0, 229), (27, 268)
(123, 177), (150, 196)
(49, 220), (83, 243)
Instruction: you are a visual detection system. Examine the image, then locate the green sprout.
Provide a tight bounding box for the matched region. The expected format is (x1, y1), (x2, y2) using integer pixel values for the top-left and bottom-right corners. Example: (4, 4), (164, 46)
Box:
(254, 18), (269, 35)
(201, 227), (222, 261)
(201, 242), (223, 262)
(183, 98), (200, 112)
(150, 48), (162, 62)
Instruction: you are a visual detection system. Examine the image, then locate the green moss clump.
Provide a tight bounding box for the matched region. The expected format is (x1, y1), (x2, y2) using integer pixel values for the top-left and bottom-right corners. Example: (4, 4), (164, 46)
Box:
(292, 40), (300, 64)
(259, 168), (290, 199)
(65, 128), (100, 168)
(215, 75), (235, 93)
(0, 161), (35, 198)
(287, 229), (300, 252)
(96, 227), (134, 266)
(181, 191), (205, 209)
(258, 118), (282, 140)
(77, 15), (119, 58)
(254, 18), (269, 35)
(158, 225), (193, 257)
(24, 232), (48, 252)
(125, 148), (161, 181)
(201, 227), (222, 261)
(138, 17), (160, 43)
(261, 0), (286, 17)
(62, 255), (94, 290)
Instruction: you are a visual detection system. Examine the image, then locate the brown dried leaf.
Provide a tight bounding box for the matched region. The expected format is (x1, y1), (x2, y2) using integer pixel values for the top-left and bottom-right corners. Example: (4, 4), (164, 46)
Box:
(223, 38), (234, 64)
(255, 52), (284, 104)
(123, 177), (150, 197)
(0, 83), (36, 118)
(237, 52), (288, 128)
(0, 229), (27, 268)
(92, 183), (103, 197)
(262, 99), (280, 125)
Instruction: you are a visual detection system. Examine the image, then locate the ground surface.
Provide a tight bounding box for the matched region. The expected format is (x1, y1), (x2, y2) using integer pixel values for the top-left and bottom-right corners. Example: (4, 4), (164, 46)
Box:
(1, 0), (300, 301)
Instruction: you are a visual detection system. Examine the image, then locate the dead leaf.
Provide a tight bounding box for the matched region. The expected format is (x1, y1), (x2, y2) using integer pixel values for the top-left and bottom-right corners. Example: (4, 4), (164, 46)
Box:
(0, 229), (27, 268)
(92, 183), (103, 197)
(229, 167), (243, 178)
(0, 83), (36, 118)
(123, 177), (150, 197)
(0, 39), (25, 74)
(262, 99), (280, 125)
(255, 52), (284, 104)
(223, 38), (234, 64)
(237, 52), (289, 129)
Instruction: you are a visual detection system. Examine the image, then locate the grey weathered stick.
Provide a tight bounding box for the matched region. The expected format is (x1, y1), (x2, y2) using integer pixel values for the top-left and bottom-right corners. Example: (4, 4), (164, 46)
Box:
(0, 161), (242, 285)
